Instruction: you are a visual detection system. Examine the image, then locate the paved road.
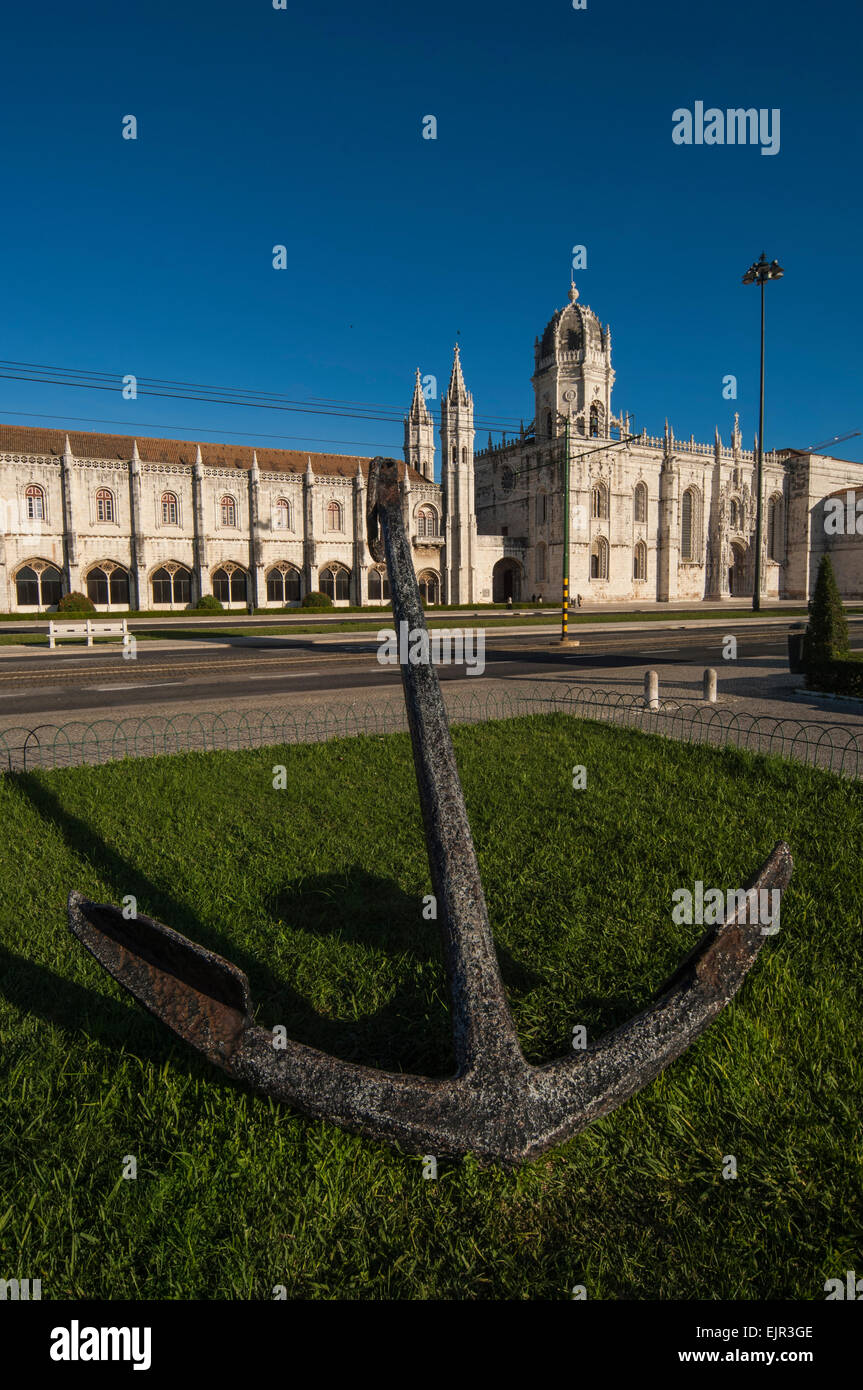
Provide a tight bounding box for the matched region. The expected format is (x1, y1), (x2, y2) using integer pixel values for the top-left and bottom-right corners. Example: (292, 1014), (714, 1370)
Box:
(0, 619), (848, 718)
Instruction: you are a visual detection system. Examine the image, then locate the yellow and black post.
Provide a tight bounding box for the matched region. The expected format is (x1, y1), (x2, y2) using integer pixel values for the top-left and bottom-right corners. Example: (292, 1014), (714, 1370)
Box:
(560, 413), (577, 646)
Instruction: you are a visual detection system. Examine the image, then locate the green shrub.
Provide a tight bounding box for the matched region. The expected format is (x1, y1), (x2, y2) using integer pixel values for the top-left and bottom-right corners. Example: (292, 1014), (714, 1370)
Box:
(804, 554), (849, 669)
(195, 594), (224, 612)
(301, 591), (333, 609)
(56, 592), (96, 614)
(805, 654), (863, 698)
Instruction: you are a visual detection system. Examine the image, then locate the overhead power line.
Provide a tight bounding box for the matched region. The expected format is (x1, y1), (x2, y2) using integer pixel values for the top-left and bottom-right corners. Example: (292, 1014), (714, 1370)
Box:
(0, 358), (527, 435)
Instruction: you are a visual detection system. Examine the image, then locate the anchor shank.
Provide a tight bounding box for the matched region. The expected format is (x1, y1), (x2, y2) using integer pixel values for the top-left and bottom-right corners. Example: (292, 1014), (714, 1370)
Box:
(368, 458), (524, 1076)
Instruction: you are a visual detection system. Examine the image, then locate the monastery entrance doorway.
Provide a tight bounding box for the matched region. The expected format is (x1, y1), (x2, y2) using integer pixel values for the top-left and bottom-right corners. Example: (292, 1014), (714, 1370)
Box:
(728, 542), (749, 597)
(492, 558), (522, 603)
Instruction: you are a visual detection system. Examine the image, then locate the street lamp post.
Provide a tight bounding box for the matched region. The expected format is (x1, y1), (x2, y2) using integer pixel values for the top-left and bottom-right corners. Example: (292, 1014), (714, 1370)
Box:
(742, 252), (784, 611)
(561, 411), (571, 642)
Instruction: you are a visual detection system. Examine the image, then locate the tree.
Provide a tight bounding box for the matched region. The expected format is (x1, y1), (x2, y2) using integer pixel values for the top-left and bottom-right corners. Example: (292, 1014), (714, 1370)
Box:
(805, 554), (849, 668)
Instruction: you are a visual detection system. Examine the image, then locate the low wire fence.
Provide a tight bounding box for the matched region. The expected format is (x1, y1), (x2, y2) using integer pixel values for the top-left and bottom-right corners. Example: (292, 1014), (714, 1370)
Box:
(1, 684), (862, 778)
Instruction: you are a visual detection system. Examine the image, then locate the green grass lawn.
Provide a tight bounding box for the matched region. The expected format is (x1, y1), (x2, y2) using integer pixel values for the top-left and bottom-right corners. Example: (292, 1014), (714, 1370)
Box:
(0, 715), (860, 1299)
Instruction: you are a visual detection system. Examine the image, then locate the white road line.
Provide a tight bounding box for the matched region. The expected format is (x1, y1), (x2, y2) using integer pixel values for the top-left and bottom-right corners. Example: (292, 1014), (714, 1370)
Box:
(0, 687), (64, 698)
(88, 681), (187, 691)
(646, 647), (682, 653)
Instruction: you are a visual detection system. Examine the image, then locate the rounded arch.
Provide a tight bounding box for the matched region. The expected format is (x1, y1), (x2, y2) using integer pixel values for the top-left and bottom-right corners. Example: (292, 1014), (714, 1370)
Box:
(160, 491), (179, 526)
(220, 494), (238, 528)
(265, 562), (302, 605)
(95, 487), (116, 523)
(536, 489), (548, 525)
(319, 562), (350, 602)
(415, 503), (439, 538)
(590, 536), (609, 581)
(492, 558), (523, 603)
(367, 565), (390, 603)
(150, 561), (192, 607)
(14, 558), (63, 609)
(417, 570), (440, 606)
(274, 497), (292, 530)
(85, 560), (129, 608)
(211, 562), (247, 605)
(589, 402), (604, 438)
(326, 499), (343, 531)
(25, 483), (46, 520)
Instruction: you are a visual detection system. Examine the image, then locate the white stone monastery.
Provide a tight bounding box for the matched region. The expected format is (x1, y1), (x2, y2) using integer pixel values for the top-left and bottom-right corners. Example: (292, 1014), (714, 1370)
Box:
(1, 280), (860, 613)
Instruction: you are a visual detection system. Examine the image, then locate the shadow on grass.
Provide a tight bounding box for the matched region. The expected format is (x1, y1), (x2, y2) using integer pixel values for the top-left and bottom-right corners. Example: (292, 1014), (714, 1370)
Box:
(2, 772), (543, 1081)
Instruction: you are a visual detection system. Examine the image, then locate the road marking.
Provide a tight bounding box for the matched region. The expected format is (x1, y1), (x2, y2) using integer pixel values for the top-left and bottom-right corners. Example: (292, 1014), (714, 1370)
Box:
(88, 681), (187, 691)
(646, 647), (682, 653)
(0, 687), (64, 698)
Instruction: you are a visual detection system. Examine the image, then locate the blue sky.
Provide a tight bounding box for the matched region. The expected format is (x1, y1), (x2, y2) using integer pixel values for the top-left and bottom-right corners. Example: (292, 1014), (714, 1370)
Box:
(1, 0), (861, 471)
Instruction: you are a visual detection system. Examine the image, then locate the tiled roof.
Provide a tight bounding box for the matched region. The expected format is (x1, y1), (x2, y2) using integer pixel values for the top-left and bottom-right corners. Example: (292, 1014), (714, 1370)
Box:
(0, 423), (429, 484)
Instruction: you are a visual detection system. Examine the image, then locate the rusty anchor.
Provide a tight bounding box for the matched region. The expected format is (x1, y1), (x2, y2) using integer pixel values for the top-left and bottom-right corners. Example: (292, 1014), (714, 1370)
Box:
(68, 457), (792, 1163)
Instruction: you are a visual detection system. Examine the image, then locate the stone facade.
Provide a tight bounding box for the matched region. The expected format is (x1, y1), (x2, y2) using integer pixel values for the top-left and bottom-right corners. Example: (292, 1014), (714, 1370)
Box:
(1, 281), (860, 612)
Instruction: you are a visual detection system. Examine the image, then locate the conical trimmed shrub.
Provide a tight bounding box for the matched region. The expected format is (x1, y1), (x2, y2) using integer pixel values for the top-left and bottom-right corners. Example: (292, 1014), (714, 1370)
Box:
(805, 554), (849, 668)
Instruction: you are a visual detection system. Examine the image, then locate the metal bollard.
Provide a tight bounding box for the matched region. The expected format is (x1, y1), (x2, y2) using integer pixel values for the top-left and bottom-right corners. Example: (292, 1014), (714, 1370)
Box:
(644, 668), (659, 711)
(703, 667), (717, 703)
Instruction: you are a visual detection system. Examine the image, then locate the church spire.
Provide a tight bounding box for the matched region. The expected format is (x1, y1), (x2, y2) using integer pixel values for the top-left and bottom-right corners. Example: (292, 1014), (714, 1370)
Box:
(407, 367), (432, 423)
(403, 367), (435, 481)
(445, 344), (471, 407)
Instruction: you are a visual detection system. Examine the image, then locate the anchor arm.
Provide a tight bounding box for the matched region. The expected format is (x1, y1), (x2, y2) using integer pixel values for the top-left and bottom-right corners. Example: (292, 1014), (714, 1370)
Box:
(367, 458), (525, 1079)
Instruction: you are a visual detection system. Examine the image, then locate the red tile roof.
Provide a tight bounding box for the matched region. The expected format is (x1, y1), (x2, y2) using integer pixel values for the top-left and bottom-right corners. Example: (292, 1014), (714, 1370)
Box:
(0, 423), (428, 484)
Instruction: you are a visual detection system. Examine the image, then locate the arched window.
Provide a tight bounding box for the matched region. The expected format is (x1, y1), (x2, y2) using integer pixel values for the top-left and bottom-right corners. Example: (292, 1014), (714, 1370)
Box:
(25, 484), (45, 520)
(220, 496), (237, 528)
(633, 540), (647, 582)
(275, 498), (292, 530)
(681, 487), (700, 561)
(320, 565), (350, 601)
(536, 542), (547, 581)
(730, 498), (741, 530)
(461, 447), (467, 464)
(86, 563), (129, 607)
(634, 482), (647, 525)
(451, 446), (457, 464)
(591, 484), (608, 520)
(367, 567), (390, 601)
(418, 571), (439, 606)
(266, 565), (301, 604)
(590, 536), (609, 581)
(161, 492), (179, 525)
(15, 562), (62, 608)
(95, 488), (115, 523)
(151, 565), (191, 605)
(536, 491), (547, 525)
(545, 410), (553, 438)
(416, 505), (438, 538)
(212, 566), (247, 603)
(768, 494), (783, 562)
(589, 403), (602, 438)
(326, 499), (343, 531)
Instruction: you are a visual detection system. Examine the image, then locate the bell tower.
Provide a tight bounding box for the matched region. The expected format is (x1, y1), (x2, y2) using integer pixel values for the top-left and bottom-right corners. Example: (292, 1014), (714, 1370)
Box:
(403, 368), (435, 481)
(440, 345), (476, 604)
(532, 279), (615, 440)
